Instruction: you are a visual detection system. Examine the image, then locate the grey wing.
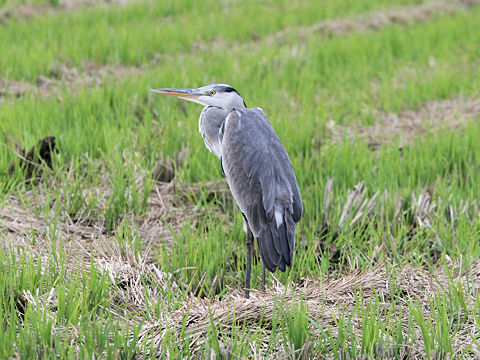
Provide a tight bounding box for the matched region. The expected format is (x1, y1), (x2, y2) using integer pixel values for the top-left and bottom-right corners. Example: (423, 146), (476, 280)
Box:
(220, 108), (303, 273)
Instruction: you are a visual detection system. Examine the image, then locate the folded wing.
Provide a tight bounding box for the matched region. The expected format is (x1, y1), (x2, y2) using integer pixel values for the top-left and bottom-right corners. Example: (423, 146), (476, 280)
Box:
(220, 108), (303, 272)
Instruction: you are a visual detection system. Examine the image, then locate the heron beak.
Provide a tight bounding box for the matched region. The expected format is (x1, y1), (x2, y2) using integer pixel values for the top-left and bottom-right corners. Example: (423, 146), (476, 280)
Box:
(150, 88), (205, 100)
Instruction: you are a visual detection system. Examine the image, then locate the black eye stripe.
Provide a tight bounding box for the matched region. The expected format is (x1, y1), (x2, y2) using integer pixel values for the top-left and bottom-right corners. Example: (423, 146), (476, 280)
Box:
(216, 86), (236, 93)
(209, 85), (244, 104)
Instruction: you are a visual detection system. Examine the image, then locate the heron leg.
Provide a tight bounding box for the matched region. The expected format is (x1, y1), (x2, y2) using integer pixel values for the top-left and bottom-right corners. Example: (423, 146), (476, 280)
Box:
(245, 228), (254, 299)
(261, 261), (266, 292)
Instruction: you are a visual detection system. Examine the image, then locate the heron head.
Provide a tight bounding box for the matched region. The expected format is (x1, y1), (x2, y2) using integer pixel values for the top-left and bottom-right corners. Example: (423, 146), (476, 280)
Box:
(151, 83), (246, 111)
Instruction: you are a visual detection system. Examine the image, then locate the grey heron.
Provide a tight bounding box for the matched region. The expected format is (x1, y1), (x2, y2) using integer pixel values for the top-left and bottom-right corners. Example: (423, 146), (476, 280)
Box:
(151, 84), (303, 298)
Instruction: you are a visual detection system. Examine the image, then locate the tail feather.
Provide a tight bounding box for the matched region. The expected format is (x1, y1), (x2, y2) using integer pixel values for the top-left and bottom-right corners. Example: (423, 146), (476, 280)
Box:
(258, 225), (281, 272)
(276, 218), (290, 267)
(258, 210), (296, 273)
(285, 210), (296, 261)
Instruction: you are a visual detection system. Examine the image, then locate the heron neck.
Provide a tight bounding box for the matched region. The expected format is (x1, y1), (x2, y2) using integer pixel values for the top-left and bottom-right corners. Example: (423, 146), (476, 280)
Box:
(224, 97), (247, 112)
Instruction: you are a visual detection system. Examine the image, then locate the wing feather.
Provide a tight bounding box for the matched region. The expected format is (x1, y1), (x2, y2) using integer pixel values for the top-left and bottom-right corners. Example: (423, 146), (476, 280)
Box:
(221, 108), (303, 272)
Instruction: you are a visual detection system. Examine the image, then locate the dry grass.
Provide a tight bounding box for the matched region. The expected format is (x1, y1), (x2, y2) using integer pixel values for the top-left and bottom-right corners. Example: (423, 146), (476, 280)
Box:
(267, 0), (477, 44)
(1, 0), (478, 103)
(0, 78), (35, 99)
(1, 0), (479, 357)
(3, 169), (480, 357)
(0, 0), (475, 28)
(0, 166), (229, 262)
(0, 62), (140, 101)
(138, 261), (480, 358)
(326, 97), (480, 148)
(2, 90), (479, 356)
(0, 0), (134, 24)
(9, 231), (479, 358)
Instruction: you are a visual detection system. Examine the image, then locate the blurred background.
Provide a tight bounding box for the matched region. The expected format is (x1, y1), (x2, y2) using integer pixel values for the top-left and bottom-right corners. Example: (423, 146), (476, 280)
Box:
(0, 0), (479, 358)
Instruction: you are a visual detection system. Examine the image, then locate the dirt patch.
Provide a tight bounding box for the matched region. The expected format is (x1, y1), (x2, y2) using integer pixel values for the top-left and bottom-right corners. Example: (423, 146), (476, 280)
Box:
(192, 0), (478, 57)
(326, 97), (480, 148)
(0, 62), (141, 101)
(152, 147), (190, 183)
(0, 173), (227, 262)
(2, 0), (478, 102)
(0, 0), (134, 24)
(267, 0), (477, 44)
(0, 171), (229, 325)
(41, 62), (140, 97)
(0, 0), (474, 28)
(0, 78), (35, 98)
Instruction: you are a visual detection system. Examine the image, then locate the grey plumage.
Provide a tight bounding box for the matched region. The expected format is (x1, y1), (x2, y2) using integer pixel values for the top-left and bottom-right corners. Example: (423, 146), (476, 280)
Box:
(151, 83), (303, 297)
(219, 108), (302, 272)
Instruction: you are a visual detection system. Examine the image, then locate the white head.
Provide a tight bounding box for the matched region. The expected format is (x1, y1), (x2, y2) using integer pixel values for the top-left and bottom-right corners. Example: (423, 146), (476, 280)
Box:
(151, 83), (246, 111)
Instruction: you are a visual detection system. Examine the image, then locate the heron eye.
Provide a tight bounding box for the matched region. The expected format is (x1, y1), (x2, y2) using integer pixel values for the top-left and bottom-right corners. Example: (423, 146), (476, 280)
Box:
(209, 90), (216, 96)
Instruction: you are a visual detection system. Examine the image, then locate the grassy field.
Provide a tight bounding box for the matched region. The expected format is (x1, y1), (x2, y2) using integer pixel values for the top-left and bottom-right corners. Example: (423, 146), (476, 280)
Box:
(1, 0), (480, 358)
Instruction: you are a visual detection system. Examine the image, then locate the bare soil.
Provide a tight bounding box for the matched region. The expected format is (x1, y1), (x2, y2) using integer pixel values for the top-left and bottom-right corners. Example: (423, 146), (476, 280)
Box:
(267, 0), (477, 44)
(2, 0), (478, 103)
(0, 0), (134, 24)
(327, 98), (480, 148)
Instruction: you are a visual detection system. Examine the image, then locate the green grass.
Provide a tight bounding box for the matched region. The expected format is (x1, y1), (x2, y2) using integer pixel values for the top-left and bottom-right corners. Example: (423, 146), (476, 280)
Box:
(1, 0), (480, 357)
(0, 0), (429, 79)
(0, 0), (57, 7)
